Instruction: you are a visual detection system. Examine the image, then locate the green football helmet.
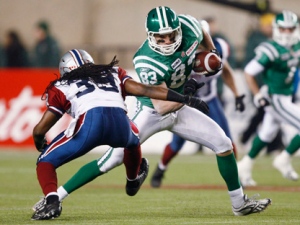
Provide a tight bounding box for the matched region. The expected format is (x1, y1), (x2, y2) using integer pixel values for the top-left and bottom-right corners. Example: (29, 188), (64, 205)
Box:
(145, 6), (182, 55)
(273, 10), (300, 47)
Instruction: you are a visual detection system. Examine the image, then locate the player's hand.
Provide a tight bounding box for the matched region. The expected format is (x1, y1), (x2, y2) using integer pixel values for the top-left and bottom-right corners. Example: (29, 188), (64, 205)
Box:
(235, 94), (245, 112)
(183, 95), (209, 114)
(254, 93), (270, 109)
(204, 62), (223, 77)
(183, 78), (205, 96)
(204, 49), (223, 77)
(35, 137), (48, 152)
(210, 49), (222, 58)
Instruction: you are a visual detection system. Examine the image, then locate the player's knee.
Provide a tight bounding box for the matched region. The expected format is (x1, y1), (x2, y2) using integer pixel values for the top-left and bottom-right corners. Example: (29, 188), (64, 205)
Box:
(99, 159), (123, 173)
(258, 132), (277, 143)
(214, 136), (233, 154)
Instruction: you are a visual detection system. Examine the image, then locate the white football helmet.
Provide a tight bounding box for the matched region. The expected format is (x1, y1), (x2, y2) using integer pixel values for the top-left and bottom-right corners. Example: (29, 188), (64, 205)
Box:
(272, 10), (300, 47)
(145, 6), (182, 56)
(59, 49), (94, 77)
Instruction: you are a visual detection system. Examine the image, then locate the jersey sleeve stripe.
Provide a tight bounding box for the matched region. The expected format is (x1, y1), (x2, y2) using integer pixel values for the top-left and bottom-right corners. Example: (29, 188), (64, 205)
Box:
(255, 45), (276, 61)
(48, 106), (64, 116)
(261, 42), (279, 58)
(179, 15), (201, 38)
(122, 76), (132, 84)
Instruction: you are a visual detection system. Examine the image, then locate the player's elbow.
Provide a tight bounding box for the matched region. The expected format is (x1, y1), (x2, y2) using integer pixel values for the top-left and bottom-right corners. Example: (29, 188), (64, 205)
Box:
(33, 124), (46, 138)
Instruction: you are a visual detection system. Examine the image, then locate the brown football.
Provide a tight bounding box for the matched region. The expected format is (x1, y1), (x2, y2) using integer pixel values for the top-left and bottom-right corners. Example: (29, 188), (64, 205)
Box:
(193, 51), (221, 74)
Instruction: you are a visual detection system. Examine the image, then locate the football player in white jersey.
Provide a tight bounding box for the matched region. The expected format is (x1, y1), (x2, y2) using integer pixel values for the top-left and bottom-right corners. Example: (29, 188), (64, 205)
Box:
(33, 7), (271, 217)
(31, 48), (209, 220)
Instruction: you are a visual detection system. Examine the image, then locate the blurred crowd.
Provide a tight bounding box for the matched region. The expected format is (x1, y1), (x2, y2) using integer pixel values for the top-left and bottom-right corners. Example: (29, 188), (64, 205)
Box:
(0, 13), (277, 70)
(0, 20), (61, 68)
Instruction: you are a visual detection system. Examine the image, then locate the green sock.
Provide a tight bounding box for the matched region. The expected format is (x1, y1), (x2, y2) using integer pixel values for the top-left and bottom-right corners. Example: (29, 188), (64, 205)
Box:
(286, 134), (300, 155)
(248, 136), (268, 159)
(216, 153), (241, 191)
(63, 160), (103, 194)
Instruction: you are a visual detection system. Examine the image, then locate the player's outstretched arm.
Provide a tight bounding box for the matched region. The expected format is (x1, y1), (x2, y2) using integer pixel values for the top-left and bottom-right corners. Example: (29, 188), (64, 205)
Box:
(124, 79), (209, 114)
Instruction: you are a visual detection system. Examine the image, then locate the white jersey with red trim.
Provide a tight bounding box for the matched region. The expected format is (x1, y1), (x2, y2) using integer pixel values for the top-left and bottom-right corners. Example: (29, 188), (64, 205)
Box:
(46, 66), (131, 119)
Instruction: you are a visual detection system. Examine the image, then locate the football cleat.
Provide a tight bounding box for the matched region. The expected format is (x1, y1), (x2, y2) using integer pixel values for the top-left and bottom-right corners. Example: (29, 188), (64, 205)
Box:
(32, 197), (46, 212)
(232, 194), (271, 216)
(31, 200), (62, 220)
(126, 158), (149, 196)
(273, 153), (299, 181)
(150, 165), (165, 188)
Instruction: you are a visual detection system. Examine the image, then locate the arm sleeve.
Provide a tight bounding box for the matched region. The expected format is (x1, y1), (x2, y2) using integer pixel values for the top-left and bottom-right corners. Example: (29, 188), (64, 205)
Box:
(244, 59), (264, 76)
(46, 86), (69, 118)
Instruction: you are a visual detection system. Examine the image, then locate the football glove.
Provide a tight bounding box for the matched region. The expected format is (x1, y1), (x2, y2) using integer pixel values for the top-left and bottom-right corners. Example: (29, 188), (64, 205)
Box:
(35, 136), (48, 152)
(210, 49), (222, 58)
(254, 92), (270, 109)
(235, 94), (246, 112)
(183, 78), (205, 96)
(183, 95), (209, 114)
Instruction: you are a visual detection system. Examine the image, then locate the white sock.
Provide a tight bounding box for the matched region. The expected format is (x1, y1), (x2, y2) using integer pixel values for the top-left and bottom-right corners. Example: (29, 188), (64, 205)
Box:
(280, 150), (291, 159)
(243, 155), (254, 164)
(229, 187), (244, 209)
(57, 186), (69, 201)
(127, 177), (137, 181)
(158, 161), (167, 170)
(45, 192), (58, 198)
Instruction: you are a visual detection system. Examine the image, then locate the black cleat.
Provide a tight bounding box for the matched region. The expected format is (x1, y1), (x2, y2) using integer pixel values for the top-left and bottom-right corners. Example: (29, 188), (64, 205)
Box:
(31, 200), (62, 220)
(150, 165), (165, 188)
(126, 158), (149, 196)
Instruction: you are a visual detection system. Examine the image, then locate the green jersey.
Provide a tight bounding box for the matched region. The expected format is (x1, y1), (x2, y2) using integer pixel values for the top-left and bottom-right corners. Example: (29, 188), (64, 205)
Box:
(254, 40), (300, 95)
(133, 15), (203, 108)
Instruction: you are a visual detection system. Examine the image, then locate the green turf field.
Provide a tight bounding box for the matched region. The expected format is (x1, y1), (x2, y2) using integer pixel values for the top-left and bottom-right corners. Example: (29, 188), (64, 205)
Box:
(0, 150), (299, 225)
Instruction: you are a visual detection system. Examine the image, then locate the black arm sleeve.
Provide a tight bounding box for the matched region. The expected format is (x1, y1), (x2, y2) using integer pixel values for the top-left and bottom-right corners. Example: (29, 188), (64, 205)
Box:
(166, 90), (185, 103)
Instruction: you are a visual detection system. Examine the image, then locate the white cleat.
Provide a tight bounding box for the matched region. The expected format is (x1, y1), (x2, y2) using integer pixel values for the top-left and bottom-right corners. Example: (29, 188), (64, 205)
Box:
(232, 194), (271, 216)
(273, 153), (299, 181)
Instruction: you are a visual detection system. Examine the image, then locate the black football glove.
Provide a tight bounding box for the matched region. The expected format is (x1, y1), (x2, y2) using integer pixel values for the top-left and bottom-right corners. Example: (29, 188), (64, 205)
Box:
(210, 49), (222, 58)
(235, 94), (246, 112)
(35, 136), (48, 152)
(183, 95), (209, 114)
(254, 93), (270, 109)
(183, 78), (205, 96)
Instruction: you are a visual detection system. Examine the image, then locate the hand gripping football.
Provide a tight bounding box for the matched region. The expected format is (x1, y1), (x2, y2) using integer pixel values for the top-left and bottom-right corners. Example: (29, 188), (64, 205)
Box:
(193, 51), (221, 74)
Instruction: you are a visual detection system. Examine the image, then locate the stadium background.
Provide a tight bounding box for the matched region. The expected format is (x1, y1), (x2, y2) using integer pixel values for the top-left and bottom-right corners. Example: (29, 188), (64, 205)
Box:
(0, 0), (299, 156)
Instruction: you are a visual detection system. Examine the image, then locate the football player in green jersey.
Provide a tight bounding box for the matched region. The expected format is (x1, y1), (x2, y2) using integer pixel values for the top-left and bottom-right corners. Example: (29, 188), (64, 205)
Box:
(238, 10), (300, 187)
(33, 6), (271, 216)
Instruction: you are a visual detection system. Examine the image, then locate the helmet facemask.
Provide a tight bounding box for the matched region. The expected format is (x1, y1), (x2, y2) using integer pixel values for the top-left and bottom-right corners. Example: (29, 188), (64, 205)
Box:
(272, 10), (300, 47)
(146, 6), (182, 56)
